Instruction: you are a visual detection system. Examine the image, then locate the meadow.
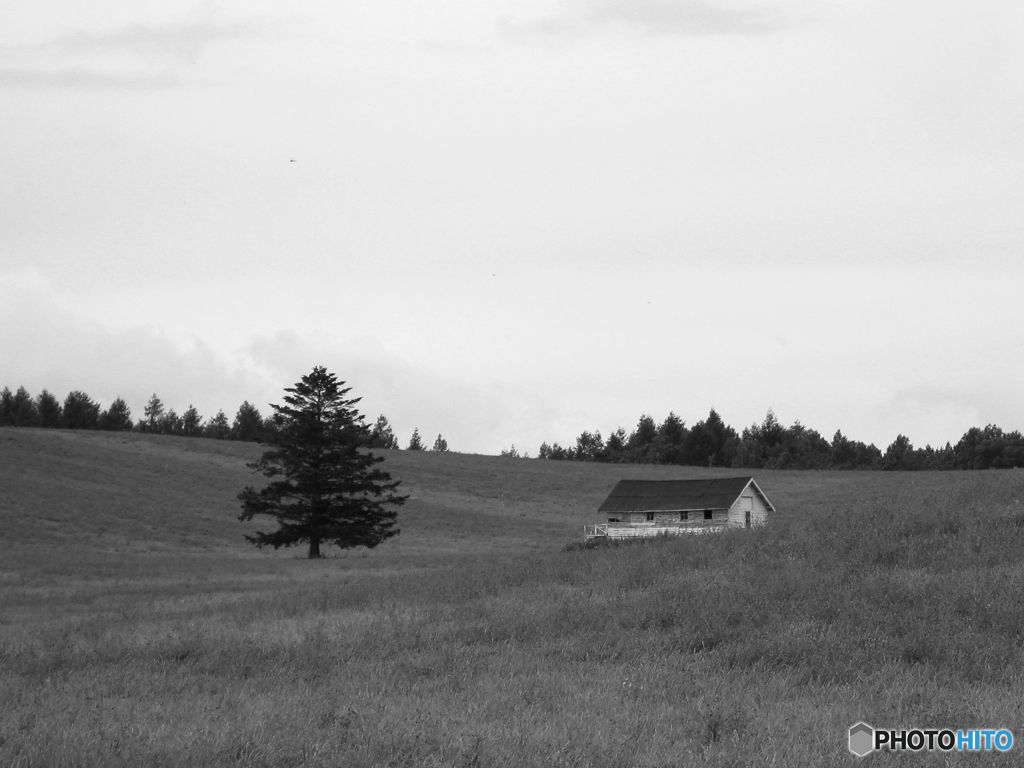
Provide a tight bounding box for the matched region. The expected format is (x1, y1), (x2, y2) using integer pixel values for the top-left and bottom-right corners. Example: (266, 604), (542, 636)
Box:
(2, 428), (1024, 766)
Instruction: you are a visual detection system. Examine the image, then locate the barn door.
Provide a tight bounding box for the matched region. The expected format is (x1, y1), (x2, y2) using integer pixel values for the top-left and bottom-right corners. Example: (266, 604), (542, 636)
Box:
(742, 496), (752, 528)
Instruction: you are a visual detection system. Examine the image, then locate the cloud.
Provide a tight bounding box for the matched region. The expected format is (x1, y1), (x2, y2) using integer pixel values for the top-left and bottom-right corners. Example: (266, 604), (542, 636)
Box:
(875, 384), (1024, 449)
(242, 330), (553, 454)
(0, 6), (265, 90)
(503, 0), (804, 38)
(0, 270), (551, 454)
(54, 15), (263, 62)
(0, 269), (255, 419)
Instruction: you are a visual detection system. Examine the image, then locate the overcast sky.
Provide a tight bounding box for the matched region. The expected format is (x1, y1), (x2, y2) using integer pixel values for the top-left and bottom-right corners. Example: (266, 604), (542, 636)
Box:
(2, 0), (1023, 454)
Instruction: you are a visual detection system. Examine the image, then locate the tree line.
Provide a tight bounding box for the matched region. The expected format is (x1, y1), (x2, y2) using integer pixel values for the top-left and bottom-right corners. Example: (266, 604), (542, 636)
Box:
(9, 382), (1020, 470)
(535, 408), (1024, 471)
(0, 385), (448, 451)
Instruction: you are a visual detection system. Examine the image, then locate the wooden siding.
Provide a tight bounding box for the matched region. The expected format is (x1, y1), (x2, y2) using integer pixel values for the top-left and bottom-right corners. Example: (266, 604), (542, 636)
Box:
(612, 509), (728, 525)
(592, 478), (773, 540)
(727, 482), (770, 527)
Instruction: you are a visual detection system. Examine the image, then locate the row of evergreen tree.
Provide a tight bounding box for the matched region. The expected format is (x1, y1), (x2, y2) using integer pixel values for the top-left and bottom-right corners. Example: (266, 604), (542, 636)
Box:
(10, 382), (1019, 470)
(370, 421), (449, 452)
(536, 408), (1024, 471)
(0, 386), (449, 451)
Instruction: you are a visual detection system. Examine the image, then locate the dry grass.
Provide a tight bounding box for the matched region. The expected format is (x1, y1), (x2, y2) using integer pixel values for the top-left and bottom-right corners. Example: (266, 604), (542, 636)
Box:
(2, 429), (1024, 766)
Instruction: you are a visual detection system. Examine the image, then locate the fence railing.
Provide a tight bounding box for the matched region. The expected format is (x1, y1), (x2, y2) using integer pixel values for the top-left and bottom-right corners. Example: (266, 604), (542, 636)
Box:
(583, 522), (727, 539)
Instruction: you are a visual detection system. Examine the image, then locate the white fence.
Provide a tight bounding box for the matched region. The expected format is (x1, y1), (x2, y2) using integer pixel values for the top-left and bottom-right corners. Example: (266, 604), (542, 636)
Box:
(583, 523), (726, 540)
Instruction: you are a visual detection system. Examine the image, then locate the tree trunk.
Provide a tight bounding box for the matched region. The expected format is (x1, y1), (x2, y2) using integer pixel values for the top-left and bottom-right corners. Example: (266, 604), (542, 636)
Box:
(308, 537), (321, 559)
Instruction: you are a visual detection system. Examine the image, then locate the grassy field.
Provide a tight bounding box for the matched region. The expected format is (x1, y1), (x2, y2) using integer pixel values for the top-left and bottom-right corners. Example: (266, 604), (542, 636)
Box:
(2, 429), (1024, 766)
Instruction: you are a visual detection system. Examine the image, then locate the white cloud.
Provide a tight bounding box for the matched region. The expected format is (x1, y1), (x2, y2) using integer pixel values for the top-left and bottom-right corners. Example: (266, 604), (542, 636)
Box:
(0, 5), (269, 90)
(876, 384), (1024, 450)
(0, 268), (253, 419)
(55, 16), (262, 60)
(503, 0), (808, 38)
(3, 0), (1023, 460)
(241, 329), (557, 454)
(0, 270), (555, 453)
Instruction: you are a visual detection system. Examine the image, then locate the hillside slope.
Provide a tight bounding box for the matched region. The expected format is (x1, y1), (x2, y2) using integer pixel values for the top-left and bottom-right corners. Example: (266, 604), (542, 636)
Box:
(2, 426), (1014, 581)
(0, 429), (637, 580)
(5, 428), (1024, 767)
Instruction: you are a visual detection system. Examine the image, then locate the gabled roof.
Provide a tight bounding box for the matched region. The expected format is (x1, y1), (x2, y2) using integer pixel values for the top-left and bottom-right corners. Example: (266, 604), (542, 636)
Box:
(598, 477), (775, 514)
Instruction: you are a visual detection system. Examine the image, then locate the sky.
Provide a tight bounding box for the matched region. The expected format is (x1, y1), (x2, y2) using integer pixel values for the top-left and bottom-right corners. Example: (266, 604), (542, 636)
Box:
(2, 0), (1023, 455)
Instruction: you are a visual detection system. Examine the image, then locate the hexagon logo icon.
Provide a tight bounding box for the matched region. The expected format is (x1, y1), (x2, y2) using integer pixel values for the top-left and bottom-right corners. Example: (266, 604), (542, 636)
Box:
(849, 722), (874, 757)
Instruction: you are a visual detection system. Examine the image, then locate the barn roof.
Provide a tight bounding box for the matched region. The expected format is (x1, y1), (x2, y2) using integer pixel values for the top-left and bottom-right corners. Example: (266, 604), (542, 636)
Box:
(598, 477), (775, 514)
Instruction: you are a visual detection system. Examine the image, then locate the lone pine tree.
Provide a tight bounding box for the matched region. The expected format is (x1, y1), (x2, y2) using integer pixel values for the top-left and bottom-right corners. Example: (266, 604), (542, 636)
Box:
(407, 428), (424, 451)
(238, 366), (406, 558)
(368, 414), (400, 450)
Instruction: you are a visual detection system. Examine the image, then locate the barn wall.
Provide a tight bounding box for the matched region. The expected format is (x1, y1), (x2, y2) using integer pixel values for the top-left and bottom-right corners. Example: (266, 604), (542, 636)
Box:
(750, 488), (770, 524)
(613, 510), (727, 525)
(728, 485), (770, 527)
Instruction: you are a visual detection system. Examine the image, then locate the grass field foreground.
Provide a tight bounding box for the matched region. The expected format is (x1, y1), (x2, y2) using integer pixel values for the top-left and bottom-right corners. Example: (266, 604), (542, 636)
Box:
(2, 430), (1024, 766)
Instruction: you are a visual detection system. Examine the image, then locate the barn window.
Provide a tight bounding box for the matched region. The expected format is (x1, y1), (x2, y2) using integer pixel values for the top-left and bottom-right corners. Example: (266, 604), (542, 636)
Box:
(680, 511), (688, 521)
(703, 510), (713, 520)
(646, 512), (655, 521)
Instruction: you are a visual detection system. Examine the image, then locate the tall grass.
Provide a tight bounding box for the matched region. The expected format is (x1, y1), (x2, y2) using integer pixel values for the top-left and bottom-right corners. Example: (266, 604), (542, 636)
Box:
(3, 431), (1024, 765)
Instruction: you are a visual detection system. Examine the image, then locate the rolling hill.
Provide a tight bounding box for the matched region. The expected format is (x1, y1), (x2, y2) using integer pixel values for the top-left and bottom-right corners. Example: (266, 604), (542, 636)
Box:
(3, 428), (1024, 767)
(0, 426), (971, 575)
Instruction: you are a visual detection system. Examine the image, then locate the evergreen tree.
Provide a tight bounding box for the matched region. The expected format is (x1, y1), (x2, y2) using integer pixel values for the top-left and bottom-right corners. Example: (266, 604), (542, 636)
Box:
(548, 442), (571, 460)
(62, 391), (100, 429)
(140, 394), (165, 433)
(36, 390), (62, 428)
(830, 429), (880, 469)
(231, 401), (264, 441)
(407, 428), (424, 451)
(881, 434), (915, 471)
(161, 409), (183, 435)
(574, 429), (604, 461)
(683, 409), (737, 467)
(204, 410), (231, 439)
(831, 429), (855, 468)
(630, 414), (658, 446)
(604, 427), (628, 463)
(626, 414), (659, 463)
(734, 409), (787, 468)
(261, 413), (284, 436)
(431, 434), (449, 452)
(779, 421), (832, 469)
(760, 408), (787, 447)
(953, 424), (1024, 469)
(181, 405), (204, 437)
(12, 386), (39, 427)
(238, 366), (406, 558)
(916, 442), (956, 470)
(99, 398), (133, 431)
(368, 415), (400, 449)
(656, 412), (687, 464)
(0, 387), (14, 426)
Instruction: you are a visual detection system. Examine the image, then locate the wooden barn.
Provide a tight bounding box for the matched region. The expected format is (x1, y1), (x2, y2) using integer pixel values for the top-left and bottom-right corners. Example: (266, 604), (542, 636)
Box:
(584, 477), (774, 539)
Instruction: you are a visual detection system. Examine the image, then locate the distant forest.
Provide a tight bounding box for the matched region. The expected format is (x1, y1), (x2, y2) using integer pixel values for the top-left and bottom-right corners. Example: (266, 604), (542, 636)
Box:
(535, 409), (1024, 471)
(4, 384), (1023, 470)
(0, 386), (441, 452)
